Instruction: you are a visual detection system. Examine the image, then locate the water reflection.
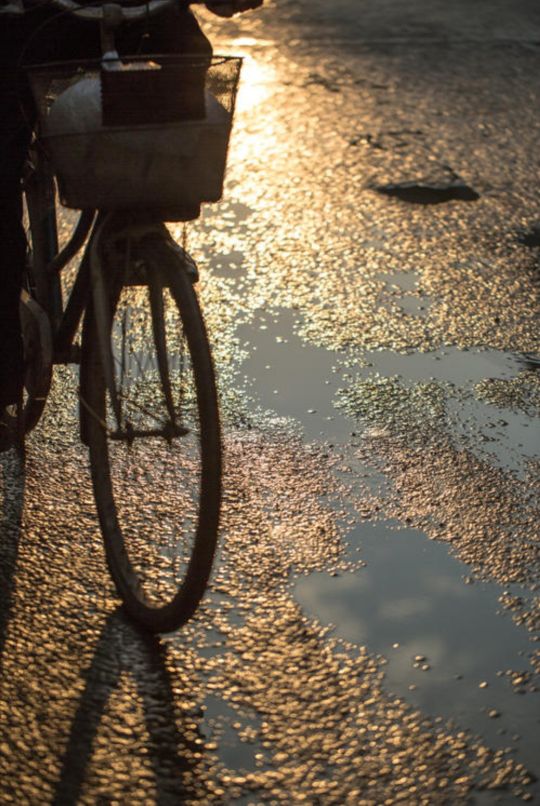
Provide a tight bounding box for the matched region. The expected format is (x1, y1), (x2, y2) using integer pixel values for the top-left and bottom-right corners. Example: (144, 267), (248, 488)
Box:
(232, 44), (276, 114)
(235, 304), (539, 794)
(237, 307), (540, 475)
(296, 523), (539, 778)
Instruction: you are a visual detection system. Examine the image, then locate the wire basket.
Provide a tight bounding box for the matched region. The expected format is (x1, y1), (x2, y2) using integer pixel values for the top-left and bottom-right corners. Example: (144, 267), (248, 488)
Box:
(27, 55), (242, 221)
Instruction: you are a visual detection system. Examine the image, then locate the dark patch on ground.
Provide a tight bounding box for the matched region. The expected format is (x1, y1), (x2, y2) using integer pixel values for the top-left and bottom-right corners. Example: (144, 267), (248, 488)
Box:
(349, 129), (424, 150)
(304, 72), (341, 92)
(518, 223), (540, 248)
(373, 179), (480, 204)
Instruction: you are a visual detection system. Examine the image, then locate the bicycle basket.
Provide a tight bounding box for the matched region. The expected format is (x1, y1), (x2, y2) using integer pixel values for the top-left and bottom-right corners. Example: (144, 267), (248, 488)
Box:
(27, 55), (242, 221)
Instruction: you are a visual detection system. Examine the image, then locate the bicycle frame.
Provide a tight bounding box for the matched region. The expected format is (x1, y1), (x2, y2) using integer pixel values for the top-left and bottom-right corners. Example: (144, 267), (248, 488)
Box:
(24, 144), (94, 365)
(26, 145), (164, 367)
(25, 142), (200, 441)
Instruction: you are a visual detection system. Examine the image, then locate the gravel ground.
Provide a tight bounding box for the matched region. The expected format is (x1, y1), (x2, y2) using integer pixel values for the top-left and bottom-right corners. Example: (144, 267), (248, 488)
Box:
(1, 1), (539, 803)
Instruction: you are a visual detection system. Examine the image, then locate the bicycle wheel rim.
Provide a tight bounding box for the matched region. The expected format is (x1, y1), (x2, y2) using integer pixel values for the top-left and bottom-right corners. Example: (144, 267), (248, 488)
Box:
(81, 249), (221, 632)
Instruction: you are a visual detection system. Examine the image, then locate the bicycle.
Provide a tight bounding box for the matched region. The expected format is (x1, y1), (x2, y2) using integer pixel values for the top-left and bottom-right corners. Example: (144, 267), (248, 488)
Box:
(13, 0), (242, 632)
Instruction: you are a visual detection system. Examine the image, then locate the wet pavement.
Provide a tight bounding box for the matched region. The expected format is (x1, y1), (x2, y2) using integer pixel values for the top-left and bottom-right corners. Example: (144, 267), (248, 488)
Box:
(1, 0), (540, 802)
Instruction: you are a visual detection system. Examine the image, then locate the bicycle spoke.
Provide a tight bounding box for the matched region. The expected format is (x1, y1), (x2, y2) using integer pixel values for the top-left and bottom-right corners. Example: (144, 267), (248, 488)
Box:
(148, 273), (177, 425)
(111, 351), (164, 428)
(119, 304), (128, 423)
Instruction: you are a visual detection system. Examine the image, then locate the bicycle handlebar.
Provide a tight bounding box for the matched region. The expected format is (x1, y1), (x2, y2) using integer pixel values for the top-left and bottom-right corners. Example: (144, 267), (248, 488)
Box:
(42, 0), (228, 23)
(48, 0), (173, 22)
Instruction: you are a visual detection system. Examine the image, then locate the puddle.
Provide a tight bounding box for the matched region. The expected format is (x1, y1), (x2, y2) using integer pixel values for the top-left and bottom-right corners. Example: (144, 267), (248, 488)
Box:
(236, 306), (539, 789)
(395, 294), (428, 317)
(361, 346), (529, 385)
(445, 395), (538, 476)
(196, 627), (228, 659)
(295, 524), (540, 782)
(208, 249), (245, 278)
(375, 270), (419, 292)
(237, 308), (353, 441)
(201, 695), (260, 772)
(238, 309), (539, 475)
(356, 347), (539, 475)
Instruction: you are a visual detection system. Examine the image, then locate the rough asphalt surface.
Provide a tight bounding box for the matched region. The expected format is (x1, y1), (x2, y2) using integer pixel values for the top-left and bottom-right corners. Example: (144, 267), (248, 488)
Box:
(1, 0), (539, 803)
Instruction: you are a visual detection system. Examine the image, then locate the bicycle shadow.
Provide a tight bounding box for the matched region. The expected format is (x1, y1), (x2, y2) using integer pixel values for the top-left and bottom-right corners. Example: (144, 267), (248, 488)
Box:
(0, 449), (26, 667)
(53, 610), (208, 805)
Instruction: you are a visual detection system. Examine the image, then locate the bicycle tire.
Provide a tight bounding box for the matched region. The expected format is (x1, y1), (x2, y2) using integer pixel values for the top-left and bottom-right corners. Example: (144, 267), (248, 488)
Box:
(18, 176), (55, 435)
(18, 289), (53, 434)
(80, 238), (222, 633)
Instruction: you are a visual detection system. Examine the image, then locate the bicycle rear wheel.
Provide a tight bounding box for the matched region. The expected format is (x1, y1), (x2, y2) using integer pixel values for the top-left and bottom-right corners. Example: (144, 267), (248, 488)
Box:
(19, 162), (56, 435)
(80, 238), (222, 632)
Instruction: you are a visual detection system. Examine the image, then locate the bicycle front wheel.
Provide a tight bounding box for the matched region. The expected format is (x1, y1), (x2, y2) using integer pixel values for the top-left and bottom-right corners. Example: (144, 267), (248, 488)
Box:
(80, 239), (222, 633)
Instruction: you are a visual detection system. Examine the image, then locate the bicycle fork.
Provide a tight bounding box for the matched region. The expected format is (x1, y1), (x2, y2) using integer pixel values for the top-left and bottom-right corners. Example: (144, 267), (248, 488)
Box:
(81, 213), (197, 445)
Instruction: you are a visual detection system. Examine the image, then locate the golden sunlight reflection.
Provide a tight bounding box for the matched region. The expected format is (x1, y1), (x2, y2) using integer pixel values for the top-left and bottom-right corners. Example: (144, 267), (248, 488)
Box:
(223, 46), (285, 202)
(228, 41), (277, 114)
(170, 44), (280, 241)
